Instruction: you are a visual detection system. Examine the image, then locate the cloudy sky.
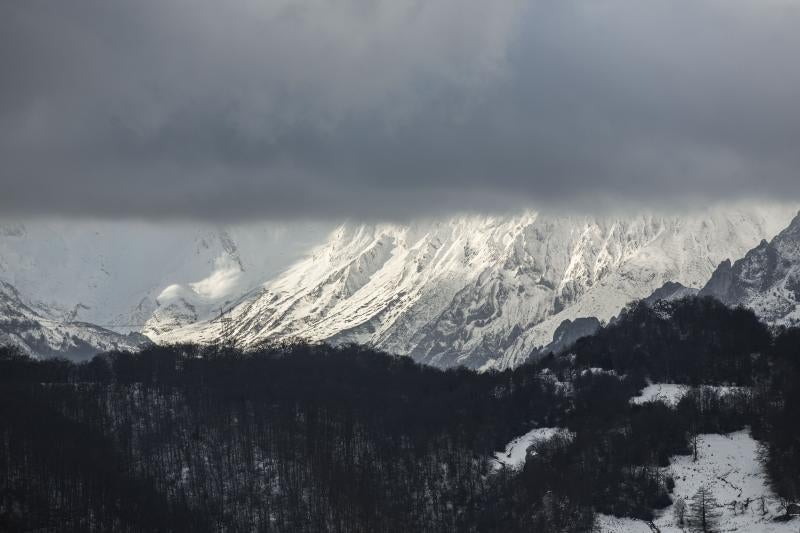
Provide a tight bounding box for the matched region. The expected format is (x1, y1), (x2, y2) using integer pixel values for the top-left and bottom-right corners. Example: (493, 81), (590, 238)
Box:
(2, 0), (800, 221)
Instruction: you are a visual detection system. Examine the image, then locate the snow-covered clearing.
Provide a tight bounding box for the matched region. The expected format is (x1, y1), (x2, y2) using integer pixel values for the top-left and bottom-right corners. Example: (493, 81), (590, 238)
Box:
(631, 383), (749, 406)
(492, 427), (571, 470)
(631, 383), (689, 406)
(594, 430), (799, 532)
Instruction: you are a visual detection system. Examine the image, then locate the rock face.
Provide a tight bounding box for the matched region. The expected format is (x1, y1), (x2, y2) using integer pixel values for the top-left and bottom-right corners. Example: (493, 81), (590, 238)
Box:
(700, 212), (800, 326)
(543, 317), (602, 355)
(0, 280), (149, 361)
(155, 205), (796, 369)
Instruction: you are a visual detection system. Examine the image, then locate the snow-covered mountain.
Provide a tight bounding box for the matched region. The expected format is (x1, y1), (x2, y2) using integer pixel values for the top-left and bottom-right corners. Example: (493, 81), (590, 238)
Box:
(0, 220), (330, 334)
(2, 205), (795, 368)
(700, 211), (800, 326)
(0, 280), (148, 360)
(152, 205), (797, 370)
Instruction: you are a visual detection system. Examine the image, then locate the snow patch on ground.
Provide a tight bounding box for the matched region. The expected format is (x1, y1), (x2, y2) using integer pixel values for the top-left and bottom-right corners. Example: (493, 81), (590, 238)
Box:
(593, 514), (654, 532)
(595, 430), (799, 532)
(631, 383), (750, 407)
(631, 384), (690, 406)
(492, 427), (571, 470)
(583, 367), (622, 378)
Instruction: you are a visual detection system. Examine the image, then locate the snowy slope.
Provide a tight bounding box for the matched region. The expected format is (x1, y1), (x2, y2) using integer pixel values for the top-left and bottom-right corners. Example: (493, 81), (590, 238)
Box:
(701, 211), (800, 326)
(631, 384), (747, 407)
(0, 280), (148, 360)
(155, 204), (796, 369)
(595, 431), (799, 532)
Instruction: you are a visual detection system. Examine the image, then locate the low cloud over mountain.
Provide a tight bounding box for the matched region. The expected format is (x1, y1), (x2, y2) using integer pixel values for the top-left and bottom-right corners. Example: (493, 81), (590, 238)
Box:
(3, 1), (800, 220)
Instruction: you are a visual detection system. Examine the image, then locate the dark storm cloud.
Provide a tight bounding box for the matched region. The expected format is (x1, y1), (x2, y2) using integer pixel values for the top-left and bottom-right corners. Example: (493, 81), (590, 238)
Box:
(1, 0), (800, 220)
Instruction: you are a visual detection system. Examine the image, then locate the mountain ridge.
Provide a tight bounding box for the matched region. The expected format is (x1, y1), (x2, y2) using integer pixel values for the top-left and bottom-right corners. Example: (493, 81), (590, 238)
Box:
(152, 205), (797, 369)
(0, 280), (149, 359)
(2, 205), (797, 366)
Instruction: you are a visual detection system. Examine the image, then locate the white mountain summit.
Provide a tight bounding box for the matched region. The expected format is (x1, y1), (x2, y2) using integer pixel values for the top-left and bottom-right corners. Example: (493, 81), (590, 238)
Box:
(149, 205), (796, 370)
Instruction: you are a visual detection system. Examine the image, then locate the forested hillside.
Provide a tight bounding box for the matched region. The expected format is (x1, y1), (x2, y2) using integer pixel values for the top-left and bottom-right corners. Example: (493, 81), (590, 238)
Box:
(1, 297), (799, 532)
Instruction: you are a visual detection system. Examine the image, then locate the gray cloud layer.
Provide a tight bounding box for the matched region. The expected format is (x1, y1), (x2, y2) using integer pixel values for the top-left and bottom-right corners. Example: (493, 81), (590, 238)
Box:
(1, 0), (799, 220)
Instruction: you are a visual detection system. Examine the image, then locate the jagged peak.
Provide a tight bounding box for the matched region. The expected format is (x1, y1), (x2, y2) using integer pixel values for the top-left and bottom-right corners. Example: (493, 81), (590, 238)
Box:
(775, 210), (800, 240)
(789, 210), (800, 228)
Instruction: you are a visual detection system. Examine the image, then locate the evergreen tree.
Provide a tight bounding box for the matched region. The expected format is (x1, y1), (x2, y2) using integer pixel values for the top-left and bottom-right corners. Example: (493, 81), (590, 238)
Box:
(687, 485), (721, 533)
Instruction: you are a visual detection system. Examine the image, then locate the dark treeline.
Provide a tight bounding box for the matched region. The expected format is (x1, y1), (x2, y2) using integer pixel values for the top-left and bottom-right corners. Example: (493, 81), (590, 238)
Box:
(539, 297), (800, 515)
(566, 297), (771, 385)
(1, 343), (569, 532)
(1, 296), (799, 532)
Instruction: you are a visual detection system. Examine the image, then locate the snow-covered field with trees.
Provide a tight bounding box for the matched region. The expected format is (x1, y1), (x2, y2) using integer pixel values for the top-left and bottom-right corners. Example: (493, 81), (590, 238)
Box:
(631, 383), (749, 407)
(595, 430), (799, 532)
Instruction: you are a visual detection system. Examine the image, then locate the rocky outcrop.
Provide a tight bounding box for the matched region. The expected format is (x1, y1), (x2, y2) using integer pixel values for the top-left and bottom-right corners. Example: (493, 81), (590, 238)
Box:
(700, 212), (800, 326)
